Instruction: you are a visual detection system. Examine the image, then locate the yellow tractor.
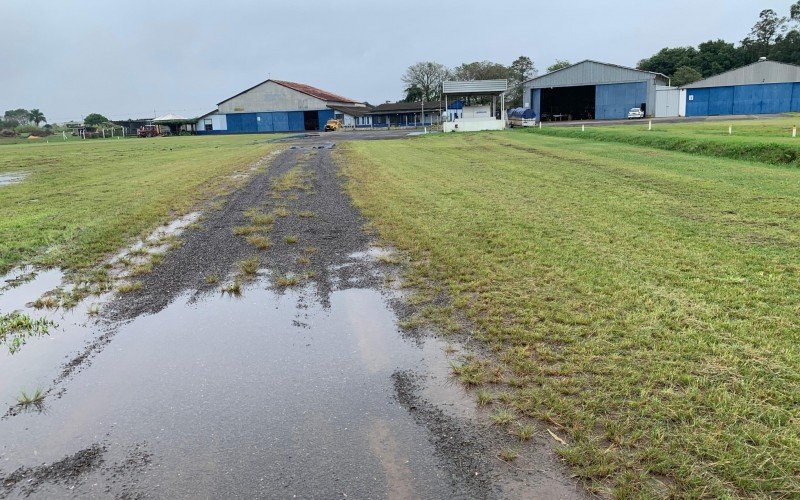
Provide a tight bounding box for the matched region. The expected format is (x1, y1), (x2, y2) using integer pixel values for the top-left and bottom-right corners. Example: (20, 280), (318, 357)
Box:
(324, 118), (343, 131)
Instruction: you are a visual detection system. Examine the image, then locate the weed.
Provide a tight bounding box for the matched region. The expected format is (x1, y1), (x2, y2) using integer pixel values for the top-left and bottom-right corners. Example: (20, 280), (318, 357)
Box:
(247, 234), (272, 250)
(498, 448), (519, 462)
(284, 235), (299, 244)
(17, 387), (45, 406)
(233, 225), (261, 236)
(223, 277), (242, 295)
(128, 247), (148, 257)
(515, 423), (535, 442)
(87, 303), (101, 316)
(273, 207), (290, 217)
(0, 313), (56, 354)
(297, 255), (310, 265)
(276, 274), (300, 287)
(128, 262), (153, 277)
(117, 281), (142, 294)
(476, 389), (494, 406)
(33, 294), (59, 309)
(298, 210), (316, 218)
(303, 246), (318, 254)
(490, 408), (516, 427)
(205, 274), (220, 284)
(239, 257), (260, 276)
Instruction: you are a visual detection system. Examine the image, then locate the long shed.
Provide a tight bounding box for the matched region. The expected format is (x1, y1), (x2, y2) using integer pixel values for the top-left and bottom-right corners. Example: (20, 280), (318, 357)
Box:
(523, 60), (669, 120)
(682, 59), (800, 116)
(198, 79), (364, 134)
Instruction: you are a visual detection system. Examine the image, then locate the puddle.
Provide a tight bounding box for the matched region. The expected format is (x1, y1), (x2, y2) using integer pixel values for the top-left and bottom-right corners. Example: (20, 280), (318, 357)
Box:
(0, 172), (27, 187)
(0, 279), (479, 498)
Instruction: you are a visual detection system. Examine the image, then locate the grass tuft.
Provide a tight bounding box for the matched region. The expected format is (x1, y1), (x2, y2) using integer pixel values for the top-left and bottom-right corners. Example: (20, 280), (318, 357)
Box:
(239, 257), (260, 276)
(117, 281), (142, 294)
(276, 274), (300, 287)
(246, 234), (272, 250)
(17, 387), (45, 406)
(284, 235), (299, 244)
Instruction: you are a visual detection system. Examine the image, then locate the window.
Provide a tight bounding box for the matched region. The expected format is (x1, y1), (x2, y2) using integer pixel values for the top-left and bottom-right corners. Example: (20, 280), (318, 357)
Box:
(204, 118), (212, 131)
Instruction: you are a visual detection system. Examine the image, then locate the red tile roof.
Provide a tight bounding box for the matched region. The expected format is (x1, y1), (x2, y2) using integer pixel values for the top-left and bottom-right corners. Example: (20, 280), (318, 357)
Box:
(218, 78), (357, 105)
(272, 80), (357, 104)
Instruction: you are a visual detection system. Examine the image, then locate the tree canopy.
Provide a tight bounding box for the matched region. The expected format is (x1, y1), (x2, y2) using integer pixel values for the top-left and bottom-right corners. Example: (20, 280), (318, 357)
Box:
(546, 60), (572, 73)
(401, 62), (450, 102)
(638, 3), (800, 85)
(84, 113), (110, 126)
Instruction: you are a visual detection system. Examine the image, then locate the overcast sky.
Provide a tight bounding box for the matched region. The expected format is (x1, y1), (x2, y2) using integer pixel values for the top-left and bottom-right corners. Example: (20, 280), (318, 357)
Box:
(2, 0), (795, 123)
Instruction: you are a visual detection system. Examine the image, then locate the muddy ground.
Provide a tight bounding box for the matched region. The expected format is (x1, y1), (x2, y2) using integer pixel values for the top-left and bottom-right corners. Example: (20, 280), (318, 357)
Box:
(0, 132), (587, 499)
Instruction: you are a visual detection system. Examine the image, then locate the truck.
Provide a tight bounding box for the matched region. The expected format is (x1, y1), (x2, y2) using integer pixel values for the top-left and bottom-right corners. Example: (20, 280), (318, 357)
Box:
(324, 119), (343, 131)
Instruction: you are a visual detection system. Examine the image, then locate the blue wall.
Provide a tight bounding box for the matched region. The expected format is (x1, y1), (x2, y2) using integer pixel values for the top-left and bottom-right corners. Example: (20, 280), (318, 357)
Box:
(686, 82), (800, 116)
(224, 110), (329, 133)
(595, 82), (647, 120)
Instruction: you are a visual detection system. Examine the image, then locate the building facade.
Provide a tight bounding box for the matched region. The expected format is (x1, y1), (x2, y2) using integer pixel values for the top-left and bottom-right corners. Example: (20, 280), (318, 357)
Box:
(682, 59), (800, 116)
(197, 79), (365, 134)
(523, 60), (669, 120)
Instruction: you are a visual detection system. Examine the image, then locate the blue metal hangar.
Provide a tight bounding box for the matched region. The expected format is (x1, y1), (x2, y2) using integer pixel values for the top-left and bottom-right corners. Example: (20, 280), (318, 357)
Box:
(197, 79), (365, 134)
(522, 60), (669, 120)
(683, 59), (800, 116)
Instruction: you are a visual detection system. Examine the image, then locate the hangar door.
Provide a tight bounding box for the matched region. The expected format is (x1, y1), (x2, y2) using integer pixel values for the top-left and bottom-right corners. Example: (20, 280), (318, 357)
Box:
(595, 82), (647, 120)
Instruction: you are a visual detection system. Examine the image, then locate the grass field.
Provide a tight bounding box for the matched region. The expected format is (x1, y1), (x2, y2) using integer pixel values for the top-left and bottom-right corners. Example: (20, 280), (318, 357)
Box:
(342, 131), (800, 497)
(0, 135), (276, 274)
(533, 115), (800, 167)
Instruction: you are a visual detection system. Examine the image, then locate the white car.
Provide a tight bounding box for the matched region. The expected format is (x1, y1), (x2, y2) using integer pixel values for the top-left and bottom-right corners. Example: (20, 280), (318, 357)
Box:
(627, 107), (645, 119)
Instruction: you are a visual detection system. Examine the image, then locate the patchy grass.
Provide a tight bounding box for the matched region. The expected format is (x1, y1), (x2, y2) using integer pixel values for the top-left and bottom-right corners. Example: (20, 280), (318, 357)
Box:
(246, 234), (272, 250)
(116, 281), (142, 294)
(0, 135), (279, 274)
(515, 423), (535, 442)
(296, 255), (310, 265)
(342, 132), (800, 497)
(204, 274), (219, 284)
(276, 274), (300, 287)
(273, 207), (290, 218)
(498, 448), (519, 462)
(298, 210), (316, 218)
(0, 313), (56, 354)
(284, 235), (299, 244)
(238, 257), (260, 276)
(490, 408), (516, 427)
(233, 225), (261, 236)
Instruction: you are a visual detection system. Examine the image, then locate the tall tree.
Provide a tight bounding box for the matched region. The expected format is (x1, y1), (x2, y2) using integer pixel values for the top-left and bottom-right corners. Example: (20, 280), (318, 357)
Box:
(452, 60), (509, 81)
(401, 62), (450, 102)
(507, 56), (536, 107)
(402, 84), (424, 103)
(3, 109), (31, 126)
(746, 9), (787, 46)
(637, 47), (698, 77)
(546, 60), (572, 72)
(28, 109), (46, 127)
(671, 66), (703, 86)
(84, 113), (110, 126)
(694, 40), (743, 77)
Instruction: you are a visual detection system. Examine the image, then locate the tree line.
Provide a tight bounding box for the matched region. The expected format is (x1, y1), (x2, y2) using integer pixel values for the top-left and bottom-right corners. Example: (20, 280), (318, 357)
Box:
(638, 3), (800, 86)
(399, 56), (536, 107)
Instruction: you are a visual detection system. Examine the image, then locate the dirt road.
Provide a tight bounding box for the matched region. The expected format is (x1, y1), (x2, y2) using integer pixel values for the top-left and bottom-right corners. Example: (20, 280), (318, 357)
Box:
(0, 134), (586, 499)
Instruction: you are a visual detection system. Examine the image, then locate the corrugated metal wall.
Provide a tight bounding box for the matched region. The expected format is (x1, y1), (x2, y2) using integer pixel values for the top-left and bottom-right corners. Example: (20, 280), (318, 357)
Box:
(686, 82), (800, 116)
(655, 87), (680, 117)
(317, 109), (334, 128)
(595, 82), (647, 120)
(531, 89), (541, 119)
(222, 111), (321, 133)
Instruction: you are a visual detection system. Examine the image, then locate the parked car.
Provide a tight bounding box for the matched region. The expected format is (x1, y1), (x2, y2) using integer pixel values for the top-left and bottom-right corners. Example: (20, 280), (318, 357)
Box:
(627, 107), (645, 119)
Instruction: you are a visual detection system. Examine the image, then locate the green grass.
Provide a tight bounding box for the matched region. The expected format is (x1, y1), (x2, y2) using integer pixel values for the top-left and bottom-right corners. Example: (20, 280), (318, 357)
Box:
(529, 115), (800, 166)
(0, 313), (56, 354)
(16, 387), (45, 406)
(238, 256), (260, 276)
(342, 132), (800, 497)
(0, 135), (278, 274)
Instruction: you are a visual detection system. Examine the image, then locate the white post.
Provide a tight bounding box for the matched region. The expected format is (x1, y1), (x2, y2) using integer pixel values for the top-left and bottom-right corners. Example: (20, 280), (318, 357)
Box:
(793, 126), (797, 138)
(539, 121), (542, 129)
(581, 124), (585, 132)
(648, 120), (652, 131)
(102, 129), (105, 139)
(62, 131), (67, 141)
(111, 127), (114, 137)
(728, 125), (732, 135)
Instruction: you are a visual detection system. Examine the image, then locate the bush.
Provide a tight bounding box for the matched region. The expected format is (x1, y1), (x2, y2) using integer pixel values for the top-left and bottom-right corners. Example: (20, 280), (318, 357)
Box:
(15, 124), (41, 135)
(0, 129), (16, 138)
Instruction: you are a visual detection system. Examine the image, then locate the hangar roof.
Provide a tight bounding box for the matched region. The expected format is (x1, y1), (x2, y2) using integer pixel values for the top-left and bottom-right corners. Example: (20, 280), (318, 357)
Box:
(525, 60), (668, 88)
(681, 60), (800, 88)
(218, 79), (358, 105)
(442, 80), (508, 95)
